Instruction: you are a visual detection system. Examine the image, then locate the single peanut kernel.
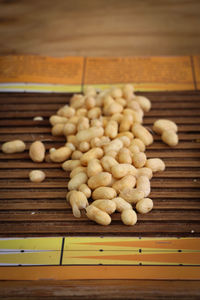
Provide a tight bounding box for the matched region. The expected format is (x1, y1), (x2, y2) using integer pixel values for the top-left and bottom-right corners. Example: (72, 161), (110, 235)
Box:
(29, 141), (45, 162)
(2, 140), (26, 154)
(29, 170), (46, 183)
(121, 209), (137, 226)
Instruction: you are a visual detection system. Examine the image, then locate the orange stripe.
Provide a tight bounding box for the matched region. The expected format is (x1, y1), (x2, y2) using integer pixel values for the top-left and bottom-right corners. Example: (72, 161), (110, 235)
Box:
(78, 238), (200, 251)
(0, 266), (199, 280)
(72, 252), (200, 264)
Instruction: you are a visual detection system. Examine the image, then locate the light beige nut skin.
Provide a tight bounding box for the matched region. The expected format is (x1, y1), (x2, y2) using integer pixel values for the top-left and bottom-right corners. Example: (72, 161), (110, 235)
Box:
(123, 109), (143, 124)
(117, 148), (132, 164)
(49, 115), (68, 126)
(51, 123), (65, 136)
(71, 150), (83, 160)
(90, 119), (103, 128)
(78, 184), (92, 198)
(137, 176), (151, 197)
(121, 209), (137, 226)
(67, 135), (78, 147)
(101, 156), (118, 172)
(134, 96), (151, 112)
(90, 137), (101, 148)
(84, 86), (97, 97)
(103, 138), (123, 153)
(76, 127), (104, 143)
(104, 102), (123, 115)
(92, 187), (117, 200)
(111, 113), (123, 123)
(105, 120), (118, 139)
(62, 160), (81, 172)
(119, 115), (133, 132)
(33, 116), (43, 121)
(70, 94), (85, 109)
(2, 140), (26, 154)
(118, 136), (131, 148)
(119, 188), (145, 204)
(123, 90), (134, 101)
(66, 191), (73, 202)
(88, 107), (101, 120)
(81, 148), (104, 166)
(86, 205), (111, 225)
(67, 191), (89, 218)
(29, 170), (46, 182)
(50, 146), (71, 163)
(145, 158), (165, 172)
(96, 136), (111, 147)
(136, 167), (153, 180)
(29, 141), (45, 162)
(88, 172), (112, 190)
(49, 147), (56, 154)
(95, 96), (103, 107)
(136, 198), (153, 214)
(161, 130), (179, 147)
(65, 143), (76, 152)
(68, 172), (88, 190)
(78, 141), (90, 153)
(63, 123), (77, 136)
(76, 108), (87, 117)
(101, 116), (109, 128)
(130, 138), (146, 152)
(132, 152), (147, 168)
(87, 159), (103, 177)
(128, 144), (140, 158)
(57, 105), (75, 118)
(110, 87), (123, 98)
(112, 175), (136, 193)
(85, 96), (96, 109)
(105, 150), (118, 159)
(153, 119), (178, 135)
(77, 117), (89, 131)
(68, 115), (79, 125)
(132, 123), (153, 146)
(92, 199), (116, 215)
(103, 94), (114, 107)
(112, 197), (132, 212)
(126, 100), (141, 111)
(111, 164), (137, 179)
(108, 175), (117, 187)
(117, 131), (134, 141)
(70, 166), (87, 178)
(122, 84), (134, 100)
(115, 97), (126, 107)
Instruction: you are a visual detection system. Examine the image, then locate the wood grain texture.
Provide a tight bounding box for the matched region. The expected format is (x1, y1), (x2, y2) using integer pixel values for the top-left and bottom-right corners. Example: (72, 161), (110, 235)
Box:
(0, 91), (200, 237)
(0, 0), (200, 56)
(0, 280), (200, 300)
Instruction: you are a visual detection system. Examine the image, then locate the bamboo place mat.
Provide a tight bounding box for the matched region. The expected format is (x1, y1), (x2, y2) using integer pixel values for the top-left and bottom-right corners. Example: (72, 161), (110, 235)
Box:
(0, 55), (199, 281)
(0, 90), (200, 238)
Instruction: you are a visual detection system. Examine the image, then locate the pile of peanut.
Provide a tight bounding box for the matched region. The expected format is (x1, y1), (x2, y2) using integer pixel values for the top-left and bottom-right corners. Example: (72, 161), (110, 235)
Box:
(1, 84), (179, 226)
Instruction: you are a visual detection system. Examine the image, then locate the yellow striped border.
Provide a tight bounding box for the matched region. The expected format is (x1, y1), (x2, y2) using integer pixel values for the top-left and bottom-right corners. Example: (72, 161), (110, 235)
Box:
(0, 83), (82, 93)
(0, 237), (199, 267)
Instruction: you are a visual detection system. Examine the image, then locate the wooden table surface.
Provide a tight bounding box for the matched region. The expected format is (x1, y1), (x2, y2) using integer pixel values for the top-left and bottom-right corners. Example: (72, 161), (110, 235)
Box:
(0, 0), (200, 56)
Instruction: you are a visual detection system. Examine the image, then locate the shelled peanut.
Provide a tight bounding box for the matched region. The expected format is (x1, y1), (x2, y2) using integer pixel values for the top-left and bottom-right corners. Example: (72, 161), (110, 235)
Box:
(153, 119), (179, 147)
(46, 84), (179, 226)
